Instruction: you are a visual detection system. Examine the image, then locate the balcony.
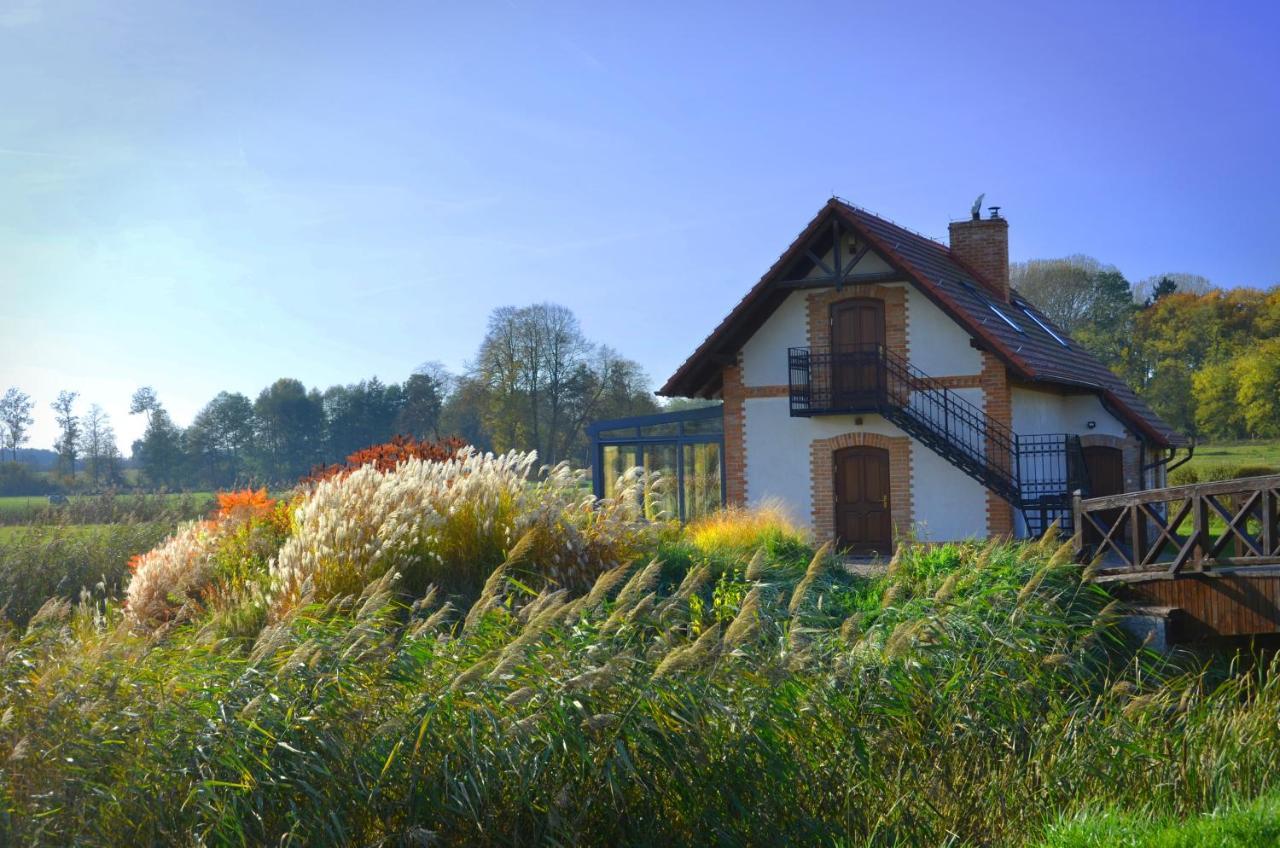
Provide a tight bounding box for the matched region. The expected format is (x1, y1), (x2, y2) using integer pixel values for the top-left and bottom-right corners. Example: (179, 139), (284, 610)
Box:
(787, 344), (891, 417)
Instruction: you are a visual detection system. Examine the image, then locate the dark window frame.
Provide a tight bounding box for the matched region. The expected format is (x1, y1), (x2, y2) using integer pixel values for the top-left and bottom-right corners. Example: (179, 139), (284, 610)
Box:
(586, 405), (726, 521)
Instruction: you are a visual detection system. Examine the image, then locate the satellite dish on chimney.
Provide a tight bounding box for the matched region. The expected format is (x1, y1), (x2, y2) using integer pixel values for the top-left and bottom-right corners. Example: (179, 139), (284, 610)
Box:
(970, 193), (985, 220)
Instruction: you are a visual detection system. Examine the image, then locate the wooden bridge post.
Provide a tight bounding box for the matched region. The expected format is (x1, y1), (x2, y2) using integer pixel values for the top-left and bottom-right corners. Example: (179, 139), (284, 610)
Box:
(1072, 490), (1084, 558)
(1191, 490), (1208, 573)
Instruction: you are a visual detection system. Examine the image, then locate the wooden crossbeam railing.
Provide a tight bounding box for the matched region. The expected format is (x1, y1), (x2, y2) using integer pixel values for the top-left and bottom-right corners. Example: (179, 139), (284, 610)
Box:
(1075, 474), (1280, 580)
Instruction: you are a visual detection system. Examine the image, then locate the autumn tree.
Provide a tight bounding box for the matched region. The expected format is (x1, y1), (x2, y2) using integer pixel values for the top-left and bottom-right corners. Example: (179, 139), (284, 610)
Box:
(467, 303), (657, 464)
(1234, 337), (1280, 439)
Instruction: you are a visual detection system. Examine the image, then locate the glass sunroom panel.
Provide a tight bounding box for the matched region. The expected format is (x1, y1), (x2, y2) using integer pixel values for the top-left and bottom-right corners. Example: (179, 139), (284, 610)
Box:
(681, 414), (724, 435)
(682, 442), (722, 520)
(600, 445), (634, 501)
(641, 444), (679, 520)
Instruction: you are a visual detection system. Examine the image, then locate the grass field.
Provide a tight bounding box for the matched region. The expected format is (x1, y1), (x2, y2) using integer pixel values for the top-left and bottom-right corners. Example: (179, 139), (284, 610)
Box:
(1038, 791), (1280, 847)
(1183, 439), (1280, 476)
(0, 491), (220, 527)
(0, 491), (216, 519)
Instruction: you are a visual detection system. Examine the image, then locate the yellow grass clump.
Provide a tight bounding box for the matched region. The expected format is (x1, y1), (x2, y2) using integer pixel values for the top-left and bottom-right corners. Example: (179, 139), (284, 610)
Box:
(685, 501), (804, 555)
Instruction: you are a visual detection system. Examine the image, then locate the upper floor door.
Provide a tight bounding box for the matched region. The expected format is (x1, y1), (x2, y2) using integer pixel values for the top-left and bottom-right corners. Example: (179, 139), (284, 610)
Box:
(830, 298), (886, 407)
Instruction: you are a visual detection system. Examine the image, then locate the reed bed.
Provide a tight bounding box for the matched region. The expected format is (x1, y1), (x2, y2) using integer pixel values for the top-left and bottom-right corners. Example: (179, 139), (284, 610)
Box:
(2, 458), (1279, 845)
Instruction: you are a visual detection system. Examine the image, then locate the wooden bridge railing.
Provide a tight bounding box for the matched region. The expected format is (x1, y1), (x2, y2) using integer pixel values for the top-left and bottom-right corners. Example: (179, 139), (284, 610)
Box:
(1074, 474), (1280, 580)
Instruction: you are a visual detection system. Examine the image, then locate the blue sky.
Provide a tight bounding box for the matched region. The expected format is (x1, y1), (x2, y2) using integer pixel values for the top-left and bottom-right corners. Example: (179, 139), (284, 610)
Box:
(3, 0), (1278, 450)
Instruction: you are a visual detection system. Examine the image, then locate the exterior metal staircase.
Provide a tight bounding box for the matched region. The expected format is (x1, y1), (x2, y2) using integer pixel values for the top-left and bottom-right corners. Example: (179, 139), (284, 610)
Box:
(788, 344), (1087, 536)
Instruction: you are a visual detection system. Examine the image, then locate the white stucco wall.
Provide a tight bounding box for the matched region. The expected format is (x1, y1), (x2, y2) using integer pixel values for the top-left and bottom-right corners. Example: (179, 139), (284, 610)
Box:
(909, 440), (990, 542)
(905, 286), (982, 376)
(742, 396), (990, 541)
(1011, 387), (1127, 437)
(740, 291), (808, 387)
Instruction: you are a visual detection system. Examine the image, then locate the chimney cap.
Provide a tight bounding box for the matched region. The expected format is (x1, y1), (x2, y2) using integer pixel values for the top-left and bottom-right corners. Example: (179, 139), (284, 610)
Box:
(988, 206), (1001, 219)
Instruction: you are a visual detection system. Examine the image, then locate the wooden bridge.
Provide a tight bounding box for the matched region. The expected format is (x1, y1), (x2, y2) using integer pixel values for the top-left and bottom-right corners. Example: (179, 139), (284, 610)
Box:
(1075, 474), (1280, 642)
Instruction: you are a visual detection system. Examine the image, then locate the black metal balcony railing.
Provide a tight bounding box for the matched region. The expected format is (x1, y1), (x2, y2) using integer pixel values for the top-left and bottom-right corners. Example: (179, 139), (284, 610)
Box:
(788, 344), (1086, 536)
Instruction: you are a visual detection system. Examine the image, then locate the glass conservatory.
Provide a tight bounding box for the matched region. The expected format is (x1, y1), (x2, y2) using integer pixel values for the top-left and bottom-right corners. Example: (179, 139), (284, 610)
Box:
(586, 405), (725, 522)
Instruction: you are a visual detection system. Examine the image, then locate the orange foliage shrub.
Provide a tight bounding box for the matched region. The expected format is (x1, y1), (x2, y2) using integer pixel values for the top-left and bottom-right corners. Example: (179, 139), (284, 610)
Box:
(215, 487), (276, 521)
(303, 435), (467, 485)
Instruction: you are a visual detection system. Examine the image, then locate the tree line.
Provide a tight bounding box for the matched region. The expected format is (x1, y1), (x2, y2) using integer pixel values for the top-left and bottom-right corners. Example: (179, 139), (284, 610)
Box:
(1, 302), (658, 493)
(1013, 260), (1280, 441)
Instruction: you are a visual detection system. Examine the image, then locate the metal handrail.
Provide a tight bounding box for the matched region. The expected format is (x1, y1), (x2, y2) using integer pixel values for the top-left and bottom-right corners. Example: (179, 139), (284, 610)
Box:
(788, 344), (1084, 535)
(789, 343), (1018, 492)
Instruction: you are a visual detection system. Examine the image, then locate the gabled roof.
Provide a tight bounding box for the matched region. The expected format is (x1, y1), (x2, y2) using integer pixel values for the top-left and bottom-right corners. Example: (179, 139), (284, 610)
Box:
(659, 198), (1185, 447)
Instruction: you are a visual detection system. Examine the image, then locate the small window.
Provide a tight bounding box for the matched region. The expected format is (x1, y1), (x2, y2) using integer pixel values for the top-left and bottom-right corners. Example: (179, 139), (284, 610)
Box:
(1019, 306), (1069, 347)
(987, 303), (1025, 333)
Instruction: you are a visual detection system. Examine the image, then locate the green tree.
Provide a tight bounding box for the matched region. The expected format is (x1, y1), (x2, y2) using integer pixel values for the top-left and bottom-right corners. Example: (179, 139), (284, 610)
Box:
(0, 387), (34, 462)
(323, 377), (403, 461)
(186, 392), (255, 488)
(1072, 269), (1136, 373)
(133, 406), (186, 490)
(50, 390), (80, 480)
(395, 363), (451, 440)
(254, 379), (326, 483)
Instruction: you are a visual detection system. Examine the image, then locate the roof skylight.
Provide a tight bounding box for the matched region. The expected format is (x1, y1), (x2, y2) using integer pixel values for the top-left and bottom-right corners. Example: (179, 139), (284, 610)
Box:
(987, 303), (1025, 334)
(1019, 306), (1069, 346)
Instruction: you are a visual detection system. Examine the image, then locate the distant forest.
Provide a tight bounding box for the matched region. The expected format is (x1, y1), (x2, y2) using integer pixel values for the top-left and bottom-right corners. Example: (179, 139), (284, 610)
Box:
(1, 303), (665, 494)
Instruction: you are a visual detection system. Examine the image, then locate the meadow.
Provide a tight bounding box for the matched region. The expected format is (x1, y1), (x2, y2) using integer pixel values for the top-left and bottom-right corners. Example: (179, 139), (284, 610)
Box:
(1173, 438), (1280, 484)
(1, 452), (1279, 845)
(0, 491), (217, 524)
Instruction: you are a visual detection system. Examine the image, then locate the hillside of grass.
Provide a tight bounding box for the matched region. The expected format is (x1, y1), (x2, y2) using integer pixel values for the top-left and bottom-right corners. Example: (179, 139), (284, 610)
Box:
(3, 451), (1280, 845)
(1173, 438), (1280, 484)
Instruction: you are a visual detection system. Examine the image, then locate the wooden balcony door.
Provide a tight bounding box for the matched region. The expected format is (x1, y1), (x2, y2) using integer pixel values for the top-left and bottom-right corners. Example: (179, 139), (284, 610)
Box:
(834, 446), (893, 556)
(830, 298), (885, 407)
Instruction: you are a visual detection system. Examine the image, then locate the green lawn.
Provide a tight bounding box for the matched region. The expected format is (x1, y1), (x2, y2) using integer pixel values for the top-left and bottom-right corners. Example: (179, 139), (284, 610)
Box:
(1038, 792), (1280, 847)
(1183, 439), (1280, 476)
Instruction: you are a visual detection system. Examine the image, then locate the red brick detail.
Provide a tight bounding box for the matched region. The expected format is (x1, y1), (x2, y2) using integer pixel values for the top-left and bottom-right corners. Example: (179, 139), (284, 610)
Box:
(809, 431), (912, 549)
(742, 385), (789, 398)
(928, 375), (984, 389)
(805, 284), (908, 358)
(980, 351), (1015, 537)
(722, 360), (747, 506)
(948, 217), (1009, 301)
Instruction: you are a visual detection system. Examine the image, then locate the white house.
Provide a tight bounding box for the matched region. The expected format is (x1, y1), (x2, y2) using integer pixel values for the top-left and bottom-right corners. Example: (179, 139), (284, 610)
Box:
(591, 198), (1186, 555)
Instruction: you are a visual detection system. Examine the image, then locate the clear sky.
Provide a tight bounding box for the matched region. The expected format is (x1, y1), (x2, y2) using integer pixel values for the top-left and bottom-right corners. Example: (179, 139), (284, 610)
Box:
(3, 0), (1278, 451)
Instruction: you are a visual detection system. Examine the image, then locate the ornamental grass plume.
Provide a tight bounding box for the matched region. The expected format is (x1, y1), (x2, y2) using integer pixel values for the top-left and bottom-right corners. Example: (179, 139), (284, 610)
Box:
(686, 500), (803, 555)
(124, 519), (224, 625)
(270, 448), (654, 618)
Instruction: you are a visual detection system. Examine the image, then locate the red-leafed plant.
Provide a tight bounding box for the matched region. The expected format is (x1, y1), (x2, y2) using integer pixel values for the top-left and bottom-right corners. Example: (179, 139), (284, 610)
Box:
(303, 435), (468, 484)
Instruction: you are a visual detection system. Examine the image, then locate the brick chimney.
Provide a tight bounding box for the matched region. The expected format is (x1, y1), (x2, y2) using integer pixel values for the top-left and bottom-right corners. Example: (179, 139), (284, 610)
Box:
(949, 207), (1009, 301)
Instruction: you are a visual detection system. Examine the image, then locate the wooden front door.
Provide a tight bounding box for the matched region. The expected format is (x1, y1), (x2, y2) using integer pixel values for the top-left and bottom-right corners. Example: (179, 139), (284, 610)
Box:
(1083, 446), (1126, 546)
(834, 446), (892, 556)
(830, 298), (886, 407)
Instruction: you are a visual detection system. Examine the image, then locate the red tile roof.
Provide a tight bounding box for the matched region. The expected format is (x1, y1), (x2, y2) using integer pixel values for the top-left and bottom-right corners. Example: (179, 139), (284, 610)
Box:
(659, 198), (1185, 447)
